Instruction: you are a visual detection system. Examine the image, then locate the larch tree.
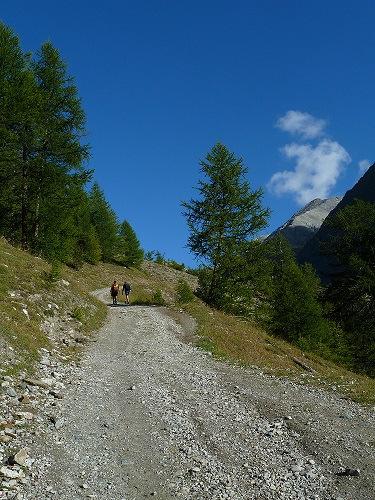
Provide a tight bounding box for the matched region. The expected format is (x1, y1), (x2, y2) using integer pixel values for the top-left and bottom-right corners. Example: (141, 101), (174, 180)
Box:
(32, 41), (90, 261)
(117, 219), (144, 267)
(182, 143), (270, 307)
(0, 23), (41, 247)
(0, 23), (119, 269)
(324, 200), (375, 374)
(88, 182), (118, 262)
(264, 235), (331, 347)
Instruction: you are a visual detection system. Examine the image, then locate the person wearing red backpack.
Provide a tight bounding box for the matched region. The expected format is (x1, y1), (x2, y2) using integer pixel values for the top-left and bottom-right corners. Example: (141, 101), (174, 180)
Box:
(110, 280), (119, 305)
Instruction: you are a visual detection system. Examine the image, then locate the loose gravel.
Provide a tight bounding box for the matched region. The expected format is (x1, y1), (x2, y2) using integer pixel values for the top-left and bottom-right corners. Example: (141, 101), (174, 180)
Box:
(9, 290), (375, 499)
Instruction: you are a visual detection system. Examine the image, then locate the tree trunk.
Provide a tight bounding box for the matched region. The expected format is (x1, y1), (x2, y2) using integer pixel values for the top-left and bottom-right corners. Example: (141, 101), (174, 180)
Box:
(34, 184), (41, 241)
(20, 145), (28, 249)
(207, 232), (224, 304)
(207, 260), (218, 303)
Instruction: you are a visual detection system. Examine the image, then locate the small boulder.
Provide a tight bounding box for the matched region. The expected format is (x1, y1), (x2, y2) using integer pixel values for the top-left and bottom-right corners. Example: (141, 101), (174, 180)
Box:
(49, 416), (65, 430)
(19, 394), (31, 404)
(23, 377), (51, 389)
(49, 390), (63, 399)
(0, 466), (21, 479)
(337, 468), (360, 477)
(14, 448), (29, 466)
(6, 387), (18, 398)
(16, 411), (34, 420)
(0, 435), (12, 444)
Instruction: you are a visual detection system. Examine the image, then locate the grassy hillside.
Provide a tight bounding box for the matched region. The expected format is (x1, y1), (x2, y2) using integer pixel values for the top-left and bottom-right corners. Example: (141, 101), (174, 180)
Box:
(186, 302), (375, 403)
(0, 237), (107, 376)
(1, 237), (374, 403)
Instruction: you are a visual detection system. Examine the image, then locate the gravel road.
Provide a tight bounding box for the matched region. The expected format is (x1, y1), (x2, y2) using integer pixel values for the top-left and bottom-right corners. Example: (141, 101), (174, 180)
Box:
(23, 290), (375, 500)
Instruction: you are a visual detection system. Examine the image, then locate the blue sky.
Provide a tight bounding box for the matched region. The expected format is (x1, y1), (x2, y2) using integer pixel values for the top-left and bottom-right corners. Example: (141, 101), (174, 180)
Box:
(2, 1), (374, 266)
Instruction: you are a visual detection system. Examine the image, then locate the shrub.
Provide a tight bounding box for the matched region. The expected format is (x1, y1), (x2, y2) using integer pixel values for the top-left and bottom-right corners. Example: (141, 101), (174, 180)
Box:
(152, 289), (166, 305)
(167, 260), (185, 271)
(131, 294), (153, 306)
(176, 279), (194, 304)
(71, 306), (86, 323)
(186, 267), (200, 276)
(154, 251), (166, 265)
(144, 250), (155, 261)
(42, 260), (62, 287)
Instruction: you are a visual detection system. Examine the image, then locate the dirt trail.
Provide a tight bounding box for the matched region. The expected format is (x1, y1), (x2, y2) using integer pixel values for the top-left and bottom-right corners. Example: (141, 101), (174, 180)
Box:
(25, 290), (375, 499)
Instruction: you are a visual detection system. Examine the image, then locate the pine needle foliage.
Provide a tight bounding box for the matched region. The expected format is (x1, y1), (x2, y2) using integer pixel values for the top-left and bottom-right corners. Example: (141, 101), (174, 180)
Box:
(176, 278), (195, 304)
(0, 23), (129, 268)
(182, 143), (269, 307)
(324, 200), (375, 375)
(88, 183), (118, 262)
(117, 220), (144, 267)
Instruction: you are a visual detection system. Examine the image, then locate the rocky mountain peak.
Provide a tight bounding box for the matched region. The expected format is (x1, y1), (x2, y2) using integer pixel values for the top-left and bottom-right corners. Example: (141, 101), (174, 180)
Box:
(298, 162), (375, 280)
(268, 196), (342, 252)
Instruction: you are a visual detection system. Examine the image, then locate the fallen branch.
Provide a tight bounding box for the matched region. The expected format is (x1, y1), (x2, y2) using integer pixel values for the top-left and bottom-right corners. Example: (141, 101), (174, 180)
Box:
(292, 357), (315, 372)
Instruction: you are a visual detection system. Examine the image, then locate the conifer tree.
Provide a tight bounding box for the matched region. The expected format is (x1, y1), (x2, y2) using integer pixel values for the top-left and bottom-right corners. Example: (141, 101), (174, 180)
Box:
(31, 41), (90, 258)
(182, 143), (269, 306)
(0, 25), (91, 259)
(325, 200), (375, 374)
(0, 23), (41, 247)
(0, 23), (23, 240)
(0, 24), (115, 268)
(117, 220), (144, 267)
(265, 235), (330, 347)
(88, 182), (118, 262)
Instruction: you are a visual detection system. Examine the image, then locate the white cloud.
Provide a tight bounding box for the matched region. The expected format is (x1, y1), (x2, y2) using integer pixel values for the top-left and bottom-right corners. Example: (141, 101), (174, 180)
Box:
(358, 159), (371, 174)
(276, 110), (327, 139)
(268, 139), (351, 205)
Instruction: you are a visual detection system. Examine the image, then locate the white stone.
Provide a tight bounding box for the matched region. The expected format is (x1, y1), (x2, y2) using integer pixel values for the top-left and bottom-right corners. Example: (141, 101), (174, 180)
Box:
(16, 412), (34, 420)
(14, 448), (29, 466)
(0, 466), (21, 479)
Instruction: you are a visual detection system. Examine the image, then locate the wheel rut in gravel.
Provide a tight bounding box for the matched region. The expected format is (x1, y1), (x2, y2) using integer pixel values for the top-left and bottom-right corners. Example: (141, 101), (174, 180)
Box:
(26, 290), (375, 500)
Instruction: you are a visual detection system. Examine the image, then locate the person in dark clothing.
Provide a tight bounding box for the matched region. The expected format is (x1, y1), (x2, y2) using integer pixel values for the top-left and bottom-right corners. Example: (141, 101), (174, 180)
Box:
(122, 282), (131, 304)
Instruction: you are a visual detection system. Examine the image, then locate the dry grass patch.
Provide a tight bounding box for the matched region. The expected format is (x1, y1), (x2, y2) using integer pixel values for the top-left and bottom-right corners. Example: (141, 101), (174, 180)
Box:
(184, 300), (375, 405)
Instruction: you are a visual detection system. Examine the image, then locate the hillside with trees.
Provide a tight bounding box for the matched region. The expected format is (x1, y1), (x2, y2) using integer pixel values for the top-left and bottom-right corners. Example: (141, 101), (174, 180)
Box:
(0, 23), (143, 270)
(183, 144), (375, 377)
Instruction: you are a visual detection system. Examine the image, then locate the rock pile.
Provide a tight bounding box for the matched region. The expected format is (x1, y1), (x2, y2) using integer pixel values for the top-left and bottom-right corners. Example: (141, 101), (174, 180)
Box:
(0, 349), (77, 498)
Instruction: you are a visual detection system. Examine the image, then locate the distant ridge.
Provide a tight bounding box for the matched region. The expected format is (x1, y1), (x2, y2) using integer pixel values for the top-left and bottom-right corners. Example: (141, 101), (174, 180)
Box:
(267, 197), (342, 253)
(298, 162), (375, 280)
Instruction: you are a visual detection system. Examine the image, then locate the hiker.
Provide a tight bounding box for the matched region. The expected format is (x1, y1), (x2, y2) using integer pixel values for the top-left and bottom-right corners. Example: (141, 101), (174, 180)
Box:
(122, 281), (131, 304)
(110, 280), (119, 305)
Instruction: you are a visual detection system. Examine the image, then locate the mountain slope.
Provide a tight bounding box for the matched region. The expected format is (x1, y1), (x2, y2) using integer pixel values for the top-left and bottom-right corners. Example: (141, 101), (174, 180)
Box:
(298, 162), (375, 279)
(267, 197), (342, 252)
